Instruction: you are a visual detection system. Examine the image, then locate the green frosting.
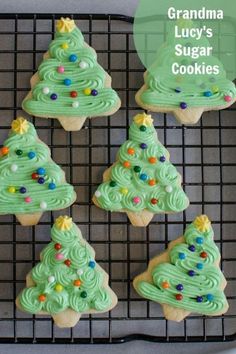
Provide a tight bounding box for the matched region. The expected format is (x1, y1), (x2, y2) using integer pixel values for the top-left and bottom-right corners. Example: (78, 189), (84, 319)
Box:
(138, 23), (236, 109)
(94, 115), (189, 213)
(136, 217), (228, 315)
(0, 120), (76, 214)
(22, 23), (120, 118)
(19, 219), (114, 315)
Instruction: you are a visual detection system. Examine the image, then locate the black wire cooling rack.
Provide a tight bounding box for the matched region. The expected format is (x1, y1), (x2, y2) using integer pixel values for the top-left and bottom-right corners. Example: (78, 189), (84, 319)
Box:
(0, 13), (235, 344)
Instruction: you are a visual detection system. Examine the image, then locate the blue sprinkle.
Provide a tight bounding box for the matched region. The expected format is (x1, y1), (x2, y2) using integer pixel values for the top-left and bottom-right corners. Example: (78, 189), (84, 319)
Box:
(204, 91), (213, 97)
(196, 263), (204, 270)
(140, 173), (148, 181)
(48, 182), (56, 190)
(89, 260), (96, 268)
(37, 167), (46, 175)
(206, 294), (214, 301)
(28, 151), (36, 159)
(69, 54), (77, 62)
(196, 237), (204, 244)
(179, 252), (186, 260)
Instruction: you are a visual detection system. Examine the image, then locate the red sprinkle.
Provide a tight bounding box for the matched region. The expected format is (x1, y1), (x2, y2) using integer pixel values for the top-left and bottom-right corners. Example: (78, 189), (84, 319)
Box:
(32, 173), (39, 180)
(54, 243), (61, 250)
(176, 294), (183, 301)
(151, 198), (158, 205)
(200, 251), (208, 259)
(64, 259), (71, 267)
(70, 91), (78, 98)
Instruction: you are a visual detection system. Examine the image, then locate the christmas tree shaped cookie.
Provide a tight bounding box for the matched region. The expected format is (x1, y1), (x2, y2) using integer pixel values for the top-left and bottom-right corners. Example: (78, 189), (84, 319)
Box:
(0, 117), (76, 226)
(22, 18), (121, 131)
(16, 216), (117, 328)
(133, 215), (228, 321)
(93, 113), (189, 226)
(136, 20), (236, 124)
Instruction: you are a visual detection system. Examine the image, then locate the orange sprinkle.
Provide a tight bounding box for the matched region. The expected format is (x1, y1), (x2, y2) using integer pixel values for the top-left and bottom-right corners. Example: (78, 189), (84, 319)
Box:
(127, 148), (135, 155)
(162, 281), (170, 289)
(149, 179), (156, 186)
(38, 294), (46, 302)
(123, 161), (131, 168)
(1, 146), (9, 156)
(149, 157), (157, 164)
(74, 279), (82, 287)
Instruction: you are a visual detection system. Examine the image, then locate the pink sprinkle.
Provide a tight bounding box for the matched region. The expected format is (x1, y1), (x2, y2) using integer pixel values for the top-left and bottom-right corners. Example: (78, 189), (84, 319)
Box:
(57, 66), (65, 73)
(224, 95), (232, 102)
(55, 253), (64, 260)
(133, 196), (141, 204)
(24, 197), (32, 203)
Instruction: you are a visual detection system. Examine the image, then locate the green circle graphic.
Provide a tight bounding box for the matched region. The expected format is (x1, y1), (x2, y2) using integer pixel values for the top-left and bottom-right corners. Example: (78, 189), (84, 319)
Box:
(134, 0), (236, 81)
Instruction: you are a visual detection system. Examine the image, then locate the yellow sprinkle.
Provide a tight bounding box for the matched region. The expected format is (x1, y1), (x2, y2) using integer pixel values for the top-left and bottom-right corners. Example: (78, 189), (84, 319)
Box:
(55, 284), (63, 292)
(120, 188), (128, 195)
(134, 113), (153, 127)
(83, 88), (91, 95)
(212, 85), (219, 94)
(61, 42), (69, 49)
(56, 18), (75, 33)
(194, 215), (211, 232)
(8, 186), (16, 193)
(55, 215), (72, 231)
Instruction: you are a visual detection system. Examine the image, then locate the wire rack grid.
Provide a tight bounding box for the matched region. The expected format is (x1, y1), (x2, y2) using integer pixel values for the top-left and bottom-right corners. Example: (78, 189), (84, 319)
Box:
(0, 13), (235, 344)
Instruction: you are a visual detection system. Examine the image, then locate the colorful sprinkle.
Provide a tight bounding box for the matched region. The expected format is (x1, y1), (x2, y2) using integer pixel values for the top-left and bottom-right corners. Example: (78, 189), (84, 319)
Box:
(11, 164), (18, 172)
(165, 185), (173, 193)
(74, 279), (82, 287)
(40, 201), (47, 210)
(196, 263), (203, 270)
(179, 252), (186, 260)
(110, 181), (117, 187)
(28, 151), (36, 159)
(48, 182), (56, 190)
(37, 167), (45, 175)
(72, 101), (79, 108)
(16, 149), (23, 156)
(8, 186), (16, 193)
(176, 294), (183, 301)
(123, 161), (131, 168)
(55, 253), (64, 260)
(48, 276), (55, 283)
(25, 196), (32, 203)
(140, 173), (148, 181)
(57, 66), (65, 73)
(200, 251), (208, 259)
(54, 243), (61, 250)
(127, 148), (135, 155)
(151, 198), (158, 205)
(32, 173), (39, 180)
(133, 196), (141, 204)
(89, 260), (96, 268)
(64, 259), (71, 267)
(149, 157), (157, 164)
(212, 85), (219, 93)
(50, 93), (57, 100)
(206, 294), (214, 301)
(162, 281), (169, 289)
(139, 125), (146, 132)
(64, 78), (72, 86)
(160, 156), (166, 162)
(70, 91), (77, 98)
(55, 284), (63, 292)
(19, 187), (26, 194)
(80, 291), (87, 298)
(188, 245), (195, 252)
(79, 61), (88, 69)
(140, 143), (147, 149)
(176, 284), (183, 291)
(95, 190), (101, 198)
(188, 270), (195, 277)
(134, 166), (141, 173)
(224, 95), (232, 102)
(149, 179), (156, 186)
(83, 88), (91, 95)
(38, 294), (46, 302)
(69, 54), (77, 62)
(180, 102), (187, 109)
(1, 146), (9, 155)
(77, 269), (83, 276)
(196, 296), (203, 303)
(204, 91), (213, 97)
(120, 187), (128, 195)
(91, 89), (98, 96)
(61, 43), (69, 49)
(196, 237), (204, 244)
(38, 177), (45, 184)
(42, 87), (50, 94)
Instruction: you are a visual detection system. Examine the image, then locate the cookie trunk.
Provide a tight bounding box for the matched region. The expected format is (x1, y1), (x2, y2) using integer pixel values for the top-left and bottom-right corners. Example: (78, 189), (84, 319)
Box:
(15, 212), (43, 226)
(58, 117), (87, 131)
(162, 304), (190, 322)
(52, 309), (82, 328)
(126, 210), (154, 227)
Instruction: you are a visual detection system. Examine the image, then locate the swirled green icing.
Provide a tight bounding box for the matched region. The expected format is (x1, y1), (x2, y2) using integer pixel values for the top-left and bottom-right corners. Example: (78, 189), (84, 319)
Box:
(137, 23), (236, 109)
(136, 218), (228, 315)
(18, 219), (115, 315)
(94, 115), (189, 213)
(22, 23), (120, 119)
(0, 120), (76, 214)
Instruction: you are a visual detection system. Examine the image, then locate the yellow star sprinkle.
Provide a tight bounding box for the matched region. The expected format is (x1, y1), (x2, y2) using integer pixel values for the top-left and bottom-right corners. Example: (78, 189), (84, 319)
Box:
(55, 216), (73, 231)
(56, 17), (76, 33)
(194, 215), (211, 232)
(11, 117), (29, 134)
(134, 113), (153, 127)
